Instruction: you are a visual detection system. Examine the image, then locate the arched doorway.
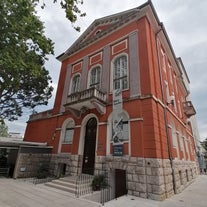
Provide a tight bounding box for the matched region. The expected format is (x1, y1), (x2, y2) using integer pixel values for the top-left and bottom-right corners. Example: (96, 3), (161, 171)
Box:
(82, 117), (97, 175)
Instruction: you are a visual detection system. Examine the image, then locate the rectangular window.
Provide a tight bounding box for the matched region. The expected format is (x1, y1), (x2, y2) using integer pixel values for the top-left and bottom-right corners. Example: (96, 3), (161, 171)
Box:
(179, 134), (184, 151)
(174, 75), (178, 93)
(113, 55), (128, 91)
(185, 139), (190, 160)
(89, 66), (101, 88)
(161, 49), (166, 72)
(71, 74), (80, 94)
(165, 81), (170, 102)
(172, 131), (178, 148)
(178, 100), (182, 117)
(64, 128), (74, 143)
(168, 63), (173, 83)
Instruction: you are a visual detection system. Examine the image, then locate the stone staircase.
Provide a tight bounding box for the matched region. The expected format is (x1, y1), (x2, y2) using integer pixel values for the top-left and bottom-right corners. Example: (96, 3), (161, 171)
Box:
(45, 175), (93, 196)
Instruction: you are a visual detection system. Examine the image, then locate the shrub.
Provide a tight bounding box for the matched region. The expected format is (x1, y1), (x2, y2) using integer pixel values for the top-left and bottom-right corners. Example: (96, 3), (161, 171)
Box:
(91, 174), (108, 191)
(36, 165), (49, 179)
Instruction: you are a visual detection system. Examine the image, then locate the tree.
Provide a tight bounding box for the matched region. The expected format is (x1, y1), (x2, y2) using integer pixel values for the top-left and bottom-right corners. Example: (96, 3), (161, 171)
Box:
(0, 121), (9, 137)
(0, 0), (54, 121)
(0, 0), (85, 122)
(201, 138), (207, 151)
(38, 0), (86, 32)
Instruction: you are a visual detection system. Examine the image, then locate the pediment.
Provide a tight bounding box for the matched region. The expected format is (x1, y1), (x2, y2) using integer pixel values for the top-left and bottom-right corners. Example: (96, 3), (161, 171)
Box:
(57, 1), (161, 61)
(58, 8), (140, 59)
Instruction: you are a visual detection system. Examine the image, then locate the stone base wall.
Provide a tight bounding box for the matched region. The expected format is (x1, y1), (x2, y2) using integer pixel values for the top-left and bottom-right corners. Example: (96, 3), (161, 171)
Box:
(14, 152), (81, 179)
(14, 153), (51, 178)
(95, 156), (199, 201)
(14, 152), (199, 201)
(173, 159), (198, 193)
(50, 154), (81, 177)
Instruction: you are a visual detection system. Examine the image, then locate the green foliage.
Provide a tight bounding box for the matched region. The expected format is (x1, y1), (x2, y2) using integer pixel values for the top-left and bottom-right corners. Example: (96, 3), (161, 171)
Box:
(0, 0), (54, 121)
(36, 164), (50, 179)
(91, 174), (108, 191)
(36, 0), (86, 32)
(0, 120), (8, 137)
(201, 138), (207, 151)
(0, 0), (86, 122)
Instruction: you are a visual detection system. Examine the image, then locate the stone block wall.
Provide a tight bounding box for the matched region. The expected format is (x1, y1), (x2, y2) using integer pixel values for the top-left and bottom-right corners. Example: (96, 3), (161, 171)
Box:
(14, 153), (51, 178)
(95, 156), (198, 201)
(50, 154), (81, 176)
(14, 152), (81, 178)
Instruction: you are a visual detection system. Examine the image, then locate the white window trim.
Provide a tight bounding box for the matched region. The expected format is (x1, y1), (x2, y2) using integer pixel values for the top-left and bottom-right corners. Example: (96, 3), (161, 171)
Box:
(87, 64), (102, 89)
(165, 80), (170, 103)
(171, 123), (179, 159)
(106, 110), (131, 156)
(58, 118), (75, 153)
(78, 114), (99, 156)
(69, 73), (81, 94)
(161, 49), (166, 72)
(168, 62), (173, 83)
(174, 75), (178, 93)
(185, 138), (190, 160)
(110, 53), (129, 93)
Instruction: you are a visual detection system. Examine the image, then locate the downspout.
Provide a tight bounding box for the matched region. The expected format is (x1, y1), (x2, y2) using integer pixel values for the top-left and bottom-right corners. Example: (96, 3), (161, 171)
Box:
(155, 26), (177, 194)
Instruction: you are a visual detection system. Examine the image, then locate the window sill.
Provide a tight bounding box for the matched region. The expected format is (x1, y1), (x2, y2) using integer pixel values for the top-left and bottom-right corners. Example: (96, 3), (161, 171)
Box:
(62, 142), (73, 144)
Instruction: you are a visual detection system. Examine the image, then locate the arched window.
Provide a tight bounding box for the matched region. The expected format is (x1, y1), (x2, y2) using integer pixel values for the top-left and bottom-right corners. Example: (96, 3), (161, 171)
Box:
(113, 55), (128, 90)
(71, 74), (80, 94)
(63, 120), (75, 143)
(89, 66), (101, 88)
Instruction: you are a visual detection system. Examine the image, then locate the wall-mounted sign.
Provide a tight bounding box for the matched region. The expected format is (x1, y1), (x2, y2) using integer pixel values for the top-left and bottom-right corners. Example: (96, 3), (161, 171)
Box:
(113, 143), (123, 156)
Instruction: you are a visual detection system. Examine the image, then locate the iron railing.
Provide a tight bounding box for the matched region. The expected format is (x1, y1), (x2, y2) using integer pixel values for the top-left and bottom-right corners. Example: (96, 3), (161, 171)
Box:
(75, 173), (93, 197)
(100, 170), (112, 206)
(75, 168), (113, 205)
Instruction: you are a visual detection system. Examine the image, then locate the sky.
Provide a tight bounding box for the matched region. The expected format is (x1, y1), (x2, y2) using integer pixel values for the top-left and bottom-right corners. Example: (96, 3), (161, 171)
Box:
(6, 0), (207, 140)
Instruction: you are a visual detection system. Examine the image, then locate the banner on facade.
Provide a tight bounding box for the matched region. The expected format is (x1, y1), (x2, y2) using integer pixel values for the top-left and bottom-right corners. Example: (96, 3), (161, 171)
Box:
(112, 89), (124, 156)
(112, 89), (123, 112)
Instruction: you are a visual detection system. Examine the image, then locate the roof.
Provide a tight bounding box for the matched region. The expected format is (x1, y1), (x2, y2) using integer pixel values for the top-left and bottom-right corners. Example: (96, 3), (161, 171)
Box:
(57, 1), (157, 61)
(56, 0), (187, 91)
(0, 136), (47, 147)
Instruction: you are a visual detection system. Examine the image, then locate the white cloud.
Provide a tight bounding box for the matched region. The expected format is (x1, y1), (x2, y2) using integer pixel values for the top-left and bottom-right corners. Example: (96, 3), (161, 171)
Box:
(8, 0), (207, 140)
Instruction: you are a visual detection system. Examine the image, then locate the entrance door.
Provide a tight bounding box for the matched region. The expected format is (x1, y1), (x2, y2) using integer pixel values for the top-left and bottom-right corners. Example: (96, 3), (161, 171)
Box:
(115, 169), (127, 198)
(82, 117), (97, 175)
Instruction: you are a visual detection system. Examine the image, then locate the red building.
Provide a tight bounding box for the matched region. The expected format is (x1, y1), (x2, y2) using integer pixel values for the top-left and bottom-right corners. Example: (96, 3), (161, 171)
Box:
(24, 1), (197, 200)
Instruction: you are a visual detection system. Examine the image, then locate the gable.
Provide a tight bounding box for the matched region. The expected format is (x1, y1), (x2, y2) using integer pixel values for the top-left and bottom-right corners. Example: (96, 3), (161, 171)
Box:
(57, 1), (162, 61)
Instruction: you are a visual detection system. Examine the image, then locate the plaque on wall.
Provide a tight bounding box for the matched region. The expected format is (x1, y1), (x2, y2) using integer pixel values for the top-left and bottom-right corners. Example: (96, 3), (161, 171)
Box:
(113, 143), (123, 156)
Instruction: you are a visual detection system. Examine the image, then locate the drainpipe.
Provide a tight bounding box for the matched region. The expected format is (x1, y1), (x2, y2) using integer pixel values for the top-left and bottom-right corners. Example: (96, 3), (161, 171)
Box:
(155, 25), (177, 194)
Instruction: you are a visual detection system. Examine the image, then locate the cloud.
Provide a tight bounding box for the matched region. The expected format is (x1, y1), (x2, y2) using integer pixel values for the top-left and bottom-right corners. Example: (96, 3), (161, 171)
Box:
(7, 0), (207, 140)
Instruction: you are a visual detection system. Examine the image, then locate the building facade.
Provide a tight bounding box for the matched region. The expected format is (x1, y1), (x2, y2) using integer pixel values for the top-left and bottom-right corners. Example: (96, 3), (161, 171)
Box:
(24, 1), (198, 200)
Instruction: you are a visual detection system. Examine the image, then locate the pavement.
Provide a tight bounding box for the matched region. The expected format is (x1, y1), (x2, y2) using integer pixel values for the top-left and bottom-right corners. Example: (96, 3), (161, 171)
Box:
(0, 175), (207, 207)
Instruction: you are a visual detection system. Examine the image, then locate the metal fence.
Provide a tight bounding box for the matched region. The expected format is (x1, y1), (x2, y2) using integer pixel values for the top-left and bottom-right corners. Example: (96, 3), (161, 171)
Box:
(75, 173), (94, 197)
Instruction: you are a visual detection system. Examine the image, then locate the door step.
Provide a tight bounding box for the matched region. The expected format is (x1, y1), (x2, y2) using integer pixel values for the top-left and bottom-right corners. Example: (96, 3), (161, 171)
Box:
(45, 175), (93, 196)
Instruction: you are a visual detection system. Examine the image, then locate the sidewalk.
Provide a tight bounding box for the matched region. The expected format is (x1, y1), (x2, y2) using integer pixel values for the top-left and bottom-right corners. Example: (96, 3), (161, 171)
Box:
(0, 178), (100, 207)
(105, 175), (207, 207)
(0, 175), (206, 207)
